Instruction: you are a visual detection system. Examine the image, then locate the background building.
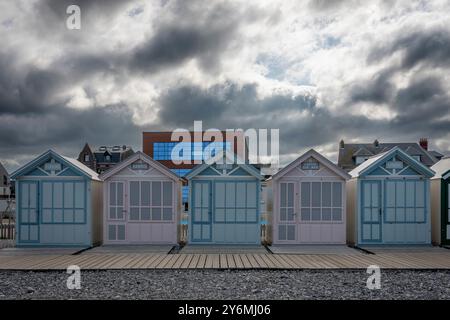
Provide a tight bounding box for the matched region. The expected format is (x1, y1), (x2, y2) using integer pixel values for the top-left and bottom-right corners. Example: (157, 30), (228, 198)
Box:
(338, 138), (442, 172)
(77, 143), (134, 174)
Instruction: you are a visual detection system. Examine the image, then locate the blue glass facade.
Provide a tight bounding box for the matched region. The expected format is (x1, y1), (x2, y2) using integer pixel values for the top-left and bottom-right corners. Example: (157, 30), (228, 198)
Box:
(153, 142), (231, 161)
(170, 169), (191, 204)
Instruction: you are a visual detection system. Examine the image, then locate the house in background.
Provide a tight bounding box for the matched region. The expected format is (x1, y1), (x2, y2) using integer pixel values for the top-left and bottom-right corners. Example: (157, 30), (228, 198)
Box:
(77, 143), (134, 174)
(0, 161), (10, 199)
(430, 157), (450, 245)
(268, 149), (351, 245)
(346, 147), (434, 246)
(11, 150), (103, 247)
(338, 138), (441, 172)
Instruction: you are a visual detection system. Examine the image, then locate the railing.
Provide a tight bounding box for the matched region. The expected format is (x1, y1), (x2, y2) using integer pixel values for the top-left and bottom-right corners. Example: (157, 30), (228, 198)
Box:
(0, 220), (15, 240)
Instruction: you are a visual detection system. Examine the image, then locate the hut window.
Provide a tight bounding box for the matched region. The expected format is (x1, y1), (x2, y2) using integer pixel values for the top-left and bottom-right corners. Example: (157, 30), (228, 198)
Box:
(41, 181), (85, 224)
(128, 181), (173, 221)
(84, 154), (90, 162)
(385, 180), (426, 223)
(105, 155), (111, 161)
(214, 181), (258, 223)
(108, 225), (125, 241)
(300, 182), (343, 222)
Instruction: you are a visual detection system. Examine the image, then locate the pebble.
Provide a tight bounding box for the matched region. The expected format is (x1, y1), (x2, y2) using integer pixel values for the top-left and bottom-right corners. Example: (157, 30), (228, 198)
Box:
(0, 269), (448, 299)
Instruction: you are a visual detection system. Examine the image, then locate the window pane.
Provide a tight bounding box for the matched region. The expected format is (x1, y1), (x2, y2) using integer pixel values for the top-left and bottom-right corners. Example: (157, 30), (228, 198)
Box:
(141, 181), (150, 206)
(215, 182), (225, 207)
(152, 208), (162, 220)
(54, 209), (63, 223)
(130, 208), (140, 220)
(42, 182), (52, 208)
(371, 183), (379, 207)
(108, 225), (116, 240)
(415, 181), (424, 207)
(236, 208), (246, 222)
(386, 181), (395, 207)
(226, 183), (235, 207)
(216, 208), (225, 222)
(163, 182), (172, 206)
(332, 208), (342, 221)
(226, 208), (236, 222)
(64, 183), (74, 208)
(109, 207), (116, 219)
(54, 183), (63, 208)
(64, 210), (74, 223)
(280, 208), (287, 221)
(287, 183), (294, 207)
(116, 183), (123, 206)
(280, 183), (286, 207)
(109, 183), (116, 206)
(75, 182), (85, 208)
(311, 182), (321, 207)
(152, 182), (161, 206)
(75, 210), (84, 223)
(301, 182), (310, 207)
(396, 181), (405, 207)
(287, 225), (295, 240)
(117, 207), (124, 219)
(247, 183), (257, 207)
(141, 208), (151, 220)
(322, 208), (331, 221)
(405, 181), (415, 207)
(312, 208), (321, 221)
(247, 209), (257, 222)
(301, 208), (310, 221)
(332, 182), (342, 207)
(43, 209), (52, 223)
(117, 225), (125, 240)
(236, 183), (246, 207)
(322, 182), (331, 207)
(130, 182), (140, 206)
(278, 225), (286, 241)
(163, 208), (172, 221)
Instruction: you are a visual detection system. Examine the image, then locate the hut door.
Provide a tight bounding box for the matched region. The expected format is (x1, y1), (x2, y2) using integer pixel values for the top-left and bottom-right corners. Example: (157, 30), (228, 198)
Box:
(107, 181), (126, 242)
(19, 181), (39, 243)
(191, 181), (212, 242)
(361, 181), (382, 242)
(278, 182), (296, 242)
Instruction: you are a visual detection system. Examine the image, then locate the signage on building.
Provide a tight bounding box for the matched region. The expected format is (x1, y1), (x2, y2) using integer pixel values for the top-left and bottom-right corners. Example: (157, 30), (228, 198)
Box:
(44, 162), (62, 172)
(131, 163), (149, 170)
(386, 160), (404, 169)
(301, 160), (319, 170)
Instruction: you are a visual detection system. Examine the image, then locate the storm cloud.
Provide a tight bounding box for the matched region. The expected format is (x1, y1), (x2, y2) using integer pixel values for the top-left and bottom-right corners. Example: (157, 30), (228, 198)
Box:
(0, 0), (449, 171)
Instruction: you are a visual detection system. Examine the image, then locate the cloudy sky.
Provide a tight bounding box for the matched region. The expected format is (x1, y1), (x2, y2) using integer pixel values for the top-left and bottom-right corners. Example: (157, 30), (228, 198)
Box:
(1, 0), (450, 172)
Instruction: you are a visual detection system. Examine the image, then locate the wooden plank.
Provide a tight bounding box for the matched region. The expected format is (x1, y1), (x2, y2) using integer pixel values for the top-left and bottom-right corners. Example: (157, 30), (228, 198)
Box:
(204, 254), (214, 269)
(219, 254), (228, 268)
(233, 254), (244, 269)
(212, 254), (220, 268)
(145, 254), (166, 268)
(132, 254), (160, 269)
(253, 254), (269, 268)
(239, 254), (252, 268)
(155, 254), (175, 269)
(188, 254), (200, 269)
(196, 254), (207, 268)
(226, 254), (236, 269)
(180, 254), (194, 268)
(245, 254), (259, 268)
(171, 254), (188, 269)
(263, 254), (283, 269)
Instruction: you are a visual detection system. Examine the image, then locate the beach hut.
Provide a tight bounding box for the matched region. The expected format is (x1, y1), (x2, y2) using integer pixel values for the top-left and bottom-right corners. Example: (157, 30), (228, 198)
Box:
(185, 151), (263, 244)
(100, 151), (182, 244)
(347, 147), (434, 245)
(430, 156), (450, 245)
(269, 149), (350, 244)
(10, 150), (102, 247)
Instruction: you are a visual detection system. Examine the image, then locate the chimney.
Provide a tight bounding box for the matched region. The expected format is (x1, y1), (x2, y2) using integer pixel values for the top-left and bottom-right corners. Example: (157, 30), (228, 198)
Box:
(339, 139), (345, 149)
(419, 138), (428, 151)
(373, 139), (379, 147)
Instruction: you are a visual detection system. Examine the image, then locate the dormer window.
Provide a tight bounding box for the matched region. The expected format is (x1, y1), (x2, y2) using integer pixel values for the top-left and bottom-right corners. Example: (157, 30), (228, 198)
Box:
(84, 154), (90, 162)
(412, 155), (421, 162)
(355, 156), (368, 165)
(105, 155), (111, 162)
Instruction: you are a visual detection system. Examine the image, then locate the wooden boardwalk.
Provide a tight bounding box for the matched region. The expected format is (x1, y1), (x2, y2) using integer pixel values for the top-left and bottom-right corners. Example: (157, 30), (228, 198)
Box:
(0, 251), (449, 270)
